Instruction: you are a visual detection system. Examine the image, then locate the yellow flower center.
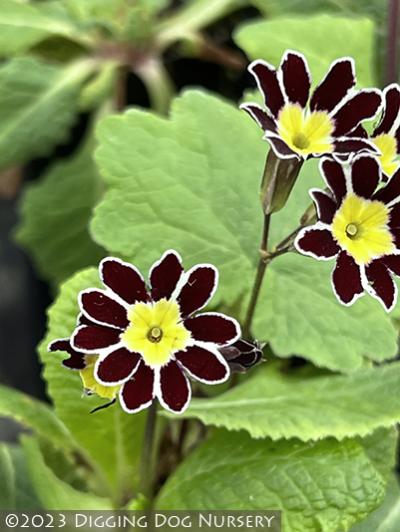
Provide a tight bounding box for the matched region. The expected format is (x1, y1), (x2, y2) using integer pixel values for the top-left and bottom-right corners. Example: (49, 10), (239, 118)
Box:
(331, 194), (395, 265)
(276, 103), (334, 156)
(372, 133), (399, 177)
(121, 299), (191, 368)
(80, 355), (119, 399)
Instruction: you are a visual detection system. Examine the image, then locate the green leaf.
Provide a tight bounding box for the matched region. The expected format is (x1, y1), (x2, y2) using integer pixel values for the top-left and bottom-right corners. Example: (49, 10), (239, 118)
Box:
(0, 57), (95, 169)
(0, 444), (15, 509)
(92, 90), (397, 372)
(16, 132), (105, 285)
(0, 0), (89, 55)
(40, 267), (146, 496)
(358, 428), (398, 480)
(164, 363), (400, 440)
(351, 476), (400, 532)
(22, 437), (112, 510)
(156, 430), (386, 531)
(0, 384), (73, 449)
(234, 15), (376, 87)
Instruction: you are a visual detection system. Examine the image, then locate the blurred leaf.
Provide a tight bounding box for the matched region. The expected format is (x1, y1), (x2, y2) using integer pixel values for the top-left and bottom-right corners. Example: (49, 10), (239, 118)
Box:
(92, 90), (397, 372)
(234, 15), (376, 87)
(16, 133), (105, 285)
(164, 364), (400, 440)
(252, 0), (385, 19)
(39, 268), (146, 497)
(351, 476), (400, 532)
(22, 436), (112, 510)
(0, 57), (95, 170)
(0, 444), (14, 509)
(156, 429), (386, 531)
(0, 0), (89, 55)
(79, 63), (117, 111)
(0, 384), (73, 449)
(358, 428), (398, 480)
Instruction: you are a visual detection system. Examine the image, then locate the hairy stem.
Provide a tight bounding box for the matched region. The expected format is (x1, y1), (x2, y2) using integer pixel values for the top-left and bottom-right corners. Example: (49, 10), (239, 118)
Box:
(136, 57), (175, 115)
(386, 0), (400, 84)
(139, 402), (158, 502)
(243, 213), (271, 337)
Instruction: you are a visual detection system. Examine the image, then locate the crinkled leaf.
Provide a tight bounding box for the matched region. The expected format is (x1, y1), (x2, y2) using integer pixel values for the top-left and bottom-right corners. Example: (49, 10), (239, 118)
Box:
(156, 429), (386, 531)
(22, 436), (112, 510)
(234, 15), (376, 87)
(165, 364), (400, 440)
(92, 90), (397, 372)
(40, 268), (146, 494)
(16, 134), (105, 285)
(0, 384), (73, 449)
(351, 476), (400, 532)
(0, 57), (94, 169)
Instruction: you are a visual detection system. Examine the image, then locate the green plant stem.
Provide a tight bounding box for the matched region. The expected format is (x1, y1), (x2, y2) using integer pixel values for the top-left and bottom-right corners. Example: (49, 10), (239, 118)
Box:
(243, 212), (271, 337)
(386, 0), (400, 84)
(139, 402), (158, 501)
(136, 57), (175, 115)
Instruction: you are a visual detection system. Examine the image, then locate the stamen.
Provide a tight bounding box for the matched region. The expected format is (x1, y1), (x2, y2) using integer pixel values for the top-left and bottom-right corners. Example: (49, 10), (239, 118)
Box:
(292, 132), (310, 150)
(346, 223), (358, 238)
(147, 326), (163, 343)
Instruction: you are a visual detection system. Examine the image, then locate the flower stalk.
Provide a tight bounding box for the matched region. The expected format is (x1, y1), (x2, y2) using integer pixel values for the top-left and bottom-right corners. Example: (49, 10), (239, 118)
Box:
(139, 401), (158, 502)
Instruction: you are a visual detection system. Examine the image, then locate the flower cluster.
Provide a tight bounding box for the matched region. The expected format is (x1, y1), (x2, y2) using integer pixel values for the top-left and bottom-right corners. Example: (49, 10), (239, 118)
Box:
(242, 50), (400, 311)
(50, 251), (240, 414)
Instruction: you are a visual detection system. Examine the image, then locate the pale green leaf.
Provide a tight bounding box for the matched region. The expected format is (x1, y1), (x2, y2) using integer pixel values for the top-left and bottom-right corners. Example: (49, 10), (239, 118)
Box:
(0, 384), (73, 449)
(40, 267), (146, 495)
(22, 437), (112, 510)
(0, 444), (15, 509)
(16, 133), (105, 285)
(156, 430), (386, 531)
(358, 428), (398, 480)
(351, 476), (400, 532)
(0, 57), (95, 169)
(164, 363), (400, 440)
(2, 445), (42, 510)
(0, 0), (89, 55)
(92, 90), (397, 372)
(234, 15), (376, 87)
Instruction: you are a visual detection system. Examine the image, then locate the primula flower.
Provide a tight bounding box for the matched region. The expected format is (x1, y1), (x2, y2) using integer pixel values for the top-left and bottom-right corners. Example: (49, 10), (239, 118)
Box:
(50, 251), (240, 414)
(353, 84), (400, 178)
(295, 156), (400, 311)
(220, 339), (263, 373)
(241, 51), (381, 160)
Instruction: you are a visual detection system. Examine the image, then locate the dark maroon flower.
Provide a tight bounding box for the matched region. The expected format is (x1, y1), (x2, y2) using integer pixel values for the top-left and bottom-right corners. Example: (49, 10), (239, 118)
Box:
(241, 50), (381, 160)
(220, 339), (264, 373)
(351, 83), (400, 178)
(49, 251), (240, 414)
(295, 156), (400, 311)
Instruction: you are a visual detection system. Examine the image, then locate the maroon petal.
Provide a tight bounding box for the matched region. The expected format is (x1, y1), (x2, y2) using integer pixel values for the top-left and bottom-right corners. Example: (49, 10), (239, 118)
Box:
(389, 205), (400, 228)
(373, 167), (400, 204)
(321, 159), (347, 204)
(96, 348), (141, 385)
(48, 339), (86, 370)
(310, 189), (337, 223)
(119, 362), (154, 413)
(280, 51), (311, 107)
(365, 260), (397, 311)
(382, 254), (400, 275)
(72, 325), (121, 352)
(184, 313), (240, 345)
(177, 264), (217, 317)
(240, 103), (277, 132)
(159, 361), (191, 413)
(349, 125), (369, 138)
(332, 90), (382, 136)
(266, 133), (297, 159)
(351, 156), (380, 199)
(150, 250), (183, 302)
(311, 58), (355, 112)
(333, 138), (379, 155)
(249, 60), (285, 118)
(176, 345), (229, 383)
(295, 227), (339, 259)
(100, 258), (148, 305)
(373, 84), (400, 136)
(78, 314), (97, 327)
(80, 290), (128, 329)
(332, 251), (363, 305)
